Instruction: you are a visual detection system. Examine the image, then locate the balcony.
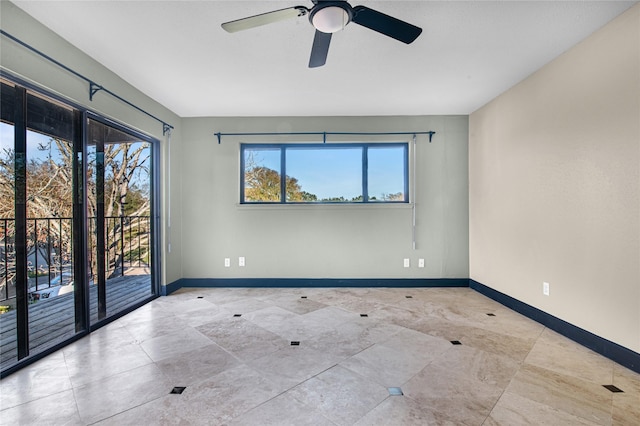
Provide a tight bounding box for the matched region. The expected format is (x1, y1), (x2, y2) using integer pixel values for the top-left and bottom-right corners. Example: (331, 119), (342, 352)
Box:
(0, 216), (153, 371)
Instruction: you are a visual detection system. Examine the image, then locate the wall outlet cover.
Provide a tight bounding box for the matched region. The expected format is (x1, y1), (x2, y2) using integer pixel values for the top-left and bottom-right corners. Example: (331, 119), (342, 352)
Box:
(418, 258), (425, 268)
(224, 258), (230, 267)
(543, 281), (550, 296)
(239, 257), (245, 267)
(403, 258), (410, 268)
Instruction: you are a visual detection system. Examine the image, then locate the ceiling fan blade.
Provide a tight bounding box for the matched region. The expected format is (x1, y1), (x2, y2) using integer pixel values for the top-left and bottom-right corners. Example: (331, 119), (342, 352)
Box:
(309, 30), (332, 68)
(222, 6), (307, 33)
(351, 5), (422, 44)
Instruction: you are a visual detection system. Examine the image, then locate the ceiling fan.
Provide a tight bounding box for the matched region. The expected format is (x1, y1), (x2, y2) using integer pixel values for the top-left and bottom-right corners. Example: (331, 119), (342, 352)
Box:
(221, 0), (422, 68)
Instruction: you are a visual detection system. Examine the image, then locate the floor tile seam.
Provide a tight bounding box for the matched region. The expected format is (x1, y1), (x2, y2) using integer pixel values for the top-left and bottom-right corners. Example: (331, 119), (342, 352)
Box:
(82, 391), (169, 426)
(337, 358), (403, 390)
(481, 364), (518, 426)
(522, 357), (618, 392)
(350, 394), (393, 425)
(236, 385), (338, 426)
(69, 383), (92, 425)
(413, 351), (517, 395)
(285, 363), (391, 425)
(508, 364), (616, 422)
(519, 325), (548, 369)
(68, 355), (159, 392)
(0, 384), (76, 412)
(500, 388), (613, 426)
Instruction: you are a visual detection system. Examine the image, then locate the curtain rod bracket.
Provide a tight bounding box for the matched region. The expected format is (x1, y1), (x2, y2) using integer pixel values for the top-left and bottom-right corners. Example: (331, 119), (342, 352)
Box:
(89, 82), (103, 101)
(163, 123), (172, 136)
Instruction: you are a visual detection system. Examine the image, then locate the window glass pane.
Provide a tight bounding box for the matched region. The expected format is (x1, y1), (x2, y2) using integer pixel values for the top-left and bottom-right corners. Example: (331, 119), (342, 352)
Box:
(26, 96), (77, 356)
(0, 120), (16, 370)
(87, 118), (153, 322)
(286, 147), (362, 202)
(244, 147), (281, 202)
(368, 146), (406, 202)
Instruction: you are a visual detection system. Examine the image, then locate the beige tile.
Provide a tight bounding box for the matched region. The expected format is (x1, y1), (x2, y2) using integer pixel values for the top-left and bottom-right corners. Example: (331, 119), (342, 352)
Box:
(196, 317), (288, 361)
(62, 327), (155, 388)
(455, 323), (536, 362)
(92, 394), (190, 425)
(228, 392), (336, 426)
(525, 329), (614, 385)
(217, 297), (274, 314)
(151, 296), (219, 316)
(139, 327), (212, 362)
(426, 344), (521, 389)
(613, 363), (640, 395)
(265, 294), (328, 315)
(247, 345), (342, 390)
(506, 363), (613, 425)
(305, 319), (404, 359)
(241, 306), (298, 331)
(612, 392), (640, 426)
(309, 289), (386, 314)
(339, 332), (446, 388)
(299, 306), (359, 328)
(402, 353), (506, 425)
(486, 391), (602, 426)
(169, 364), (282, 424)
(367, 305), (426, 331)
(154, 343), (240, 386)
(3, 287), (636, 426)
(0, 389), (82, 426)
(266, 314), (337, 341)
(287, 365), (389, 425)
(0, 351), (71, 409)
(354, 395), (440, 426)
(122, 313), (193, 342)
(173, 305), (233, 328)
(73, 363), (173, 424)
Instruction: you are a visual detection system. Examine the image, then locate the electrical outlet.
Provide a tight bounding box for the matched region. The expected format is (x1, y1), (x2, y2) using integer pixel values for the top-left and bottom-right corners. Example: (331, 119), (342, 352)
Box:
(418, 258), (425, 268)
(403, 258), (410, 268)
(239, 257), (245, 267)
(543, 281), (550, 296)
(224, 258), (230, 267)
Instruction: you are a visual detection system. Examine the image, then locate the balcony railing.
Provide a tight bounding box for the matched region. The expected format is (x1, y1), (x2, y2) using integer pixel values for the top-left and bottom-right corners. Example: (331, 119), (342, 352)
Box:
(0, 215), (151, 305)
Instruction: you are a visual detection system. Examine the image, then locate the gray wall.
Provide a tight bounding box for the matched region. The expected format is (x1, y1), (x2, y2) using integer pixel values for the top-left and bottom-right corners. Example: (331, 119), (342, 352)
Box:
(469, 4), (640, 353)
(0, 1), (184, 286)
(180, 116), (469, 279)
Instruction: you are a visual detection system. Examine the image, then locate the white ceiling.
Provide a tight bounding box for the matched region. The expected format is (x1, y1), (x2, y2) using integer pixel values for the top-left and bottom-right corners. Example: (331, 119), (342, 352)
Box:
(12, 1), (637, 117)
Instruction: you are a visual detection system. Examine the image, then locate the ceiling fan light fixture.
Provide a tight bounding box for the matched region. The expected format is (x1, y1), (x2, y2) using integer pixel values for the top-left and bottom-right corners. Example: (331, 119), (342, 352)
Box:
(312, 6), (349, 33)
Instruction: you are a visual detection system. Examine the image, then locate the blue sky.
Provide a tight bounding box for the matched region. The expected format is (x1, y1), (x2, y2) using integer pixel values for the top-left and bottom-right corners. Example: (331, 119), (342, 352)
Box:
(0, 121), (62, 161)
(0, 122), (150, 187)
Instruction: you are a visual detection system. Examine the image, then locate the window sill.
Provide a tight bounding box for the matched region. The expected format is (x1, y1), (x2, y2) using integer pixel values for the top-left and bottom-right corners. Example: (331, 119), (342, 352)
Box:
(235, 202), (414, 210)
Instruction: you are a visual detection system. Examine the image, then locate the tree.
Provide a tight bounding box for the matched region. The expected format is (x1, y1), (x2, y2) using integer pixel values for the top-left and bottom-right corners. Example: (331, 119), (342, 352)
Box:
(0, 136), (152, 290)
(382, 192), (404, 201)
(244, 166), (316, 202)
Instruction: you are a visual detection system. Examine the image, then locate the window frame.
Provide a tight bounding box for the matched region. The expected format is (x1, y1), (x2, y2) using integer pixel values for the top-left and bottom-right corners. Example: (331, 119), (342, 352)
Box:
(240, 142), (409, 204)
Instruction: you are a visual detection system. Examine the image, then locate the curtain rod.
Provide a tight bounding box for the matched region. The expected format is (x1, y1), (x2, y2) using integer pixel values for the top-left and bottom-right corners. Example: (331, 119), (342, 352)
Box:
(0, 30), (173, 136)
(214, 131), (436, 144)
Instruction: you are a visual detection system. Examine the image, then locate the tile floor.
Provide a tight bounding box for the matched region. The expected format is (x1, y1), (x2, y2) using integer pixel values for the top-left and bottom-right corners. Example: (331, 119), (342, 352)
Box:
(1, 287), (639, 425)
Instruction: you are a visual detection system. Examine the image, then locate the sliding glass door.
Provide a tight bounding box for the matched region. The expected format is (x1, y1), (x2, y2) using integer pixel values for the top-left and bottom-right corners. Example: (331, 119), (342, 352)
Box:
(0, 78), (158, 374)
(87, 118), (154, 321)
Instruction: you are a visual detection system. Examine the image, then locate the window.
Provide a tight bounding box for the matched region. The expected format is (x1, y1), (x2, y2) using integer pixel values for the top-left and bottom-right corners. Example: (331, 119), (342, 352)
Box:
(241, 143), (408, 204)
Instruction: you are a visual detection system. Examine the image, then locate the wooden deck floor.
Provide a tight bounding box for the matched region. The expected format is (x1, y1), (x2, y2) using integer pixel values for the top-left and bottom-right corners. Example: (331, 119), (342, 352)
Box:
(0, 275), (152, 371)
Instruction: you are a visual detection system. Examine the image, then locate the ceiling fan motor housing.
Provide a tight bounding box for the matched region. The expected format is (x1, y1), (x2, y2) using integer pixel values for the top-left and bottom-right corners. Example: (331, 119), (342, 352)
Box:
(310, 1), (354, 33)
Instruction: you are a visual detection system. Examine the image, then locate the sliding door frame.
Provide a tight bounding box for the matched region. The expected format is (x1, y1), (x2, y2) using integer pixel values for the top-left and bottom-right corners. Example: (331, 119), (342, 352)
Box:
(0, 71), (161, 377)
